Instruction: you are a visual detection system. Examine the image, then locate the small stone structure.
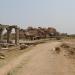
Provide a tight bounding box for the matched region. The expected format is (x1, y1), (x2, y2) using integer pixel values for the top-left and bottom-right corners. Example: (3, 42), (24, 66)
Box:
(0, 24), (19, 45)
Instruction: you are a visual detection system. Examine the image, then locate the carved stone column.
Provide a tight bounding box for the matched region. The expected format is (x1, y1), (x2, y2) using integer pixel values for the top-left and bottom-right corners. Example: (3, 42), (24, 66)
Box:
(15, 27), (19, 45)
(0, 28), (3, 41)
(7, 27), (12, 43)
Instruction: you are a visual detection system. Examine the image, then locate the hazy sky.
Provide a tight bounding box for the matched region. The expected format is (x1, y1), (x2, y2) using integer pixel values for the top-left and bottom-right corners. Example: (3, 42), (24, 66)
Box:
(0, 0), (75, 34)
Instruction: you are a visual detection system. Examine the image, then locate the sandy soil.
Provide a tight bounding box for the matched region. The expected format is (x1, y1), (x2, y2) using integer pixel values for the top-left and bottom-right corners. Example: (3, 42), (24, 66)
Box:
(0, 41), (75, 75)
(12, 41), (75, 75)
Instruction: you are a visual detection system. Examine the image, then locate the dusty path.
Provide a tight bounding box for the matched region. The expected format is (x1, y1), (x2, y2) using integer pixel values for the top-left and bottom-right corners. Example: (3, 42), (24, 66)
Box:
(11, 41), (75, 75)
(0, 41), (75, 75)
(0, 41), (60, 75)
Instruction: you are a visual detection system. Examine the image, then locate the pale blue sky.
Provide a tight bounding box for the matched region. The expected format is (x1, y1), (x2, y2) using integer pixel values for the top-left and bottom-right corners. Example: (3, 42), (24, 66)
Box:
(0, 0), (75, 34)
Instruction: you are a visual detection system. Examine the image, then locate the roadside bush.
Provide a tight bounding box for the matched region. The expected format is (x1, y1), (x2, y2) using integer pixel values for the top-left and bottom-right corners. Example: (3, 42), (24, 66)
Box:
(61, 43), (70, 48)
(20, 44), (28, 50)
(55, 47), (61, 54)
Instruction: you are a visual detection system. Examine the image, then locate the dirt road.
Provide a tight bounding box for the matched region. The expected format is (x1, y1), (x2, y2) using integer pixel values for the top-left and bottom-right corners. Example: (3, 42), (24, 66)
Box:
(0, 41), (75, 75)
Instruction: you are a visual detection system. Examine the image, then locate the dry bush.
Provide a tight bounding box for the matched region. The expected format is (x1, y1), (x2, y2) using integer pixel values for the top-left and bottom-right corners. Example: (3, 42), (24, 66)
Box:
(60, 43), (70, 48)
(56, 37), (61, 40)
(63, 46), (75, 58)
(55, 47), (61, 54)
(20, 44), (28, 50)
(52, 47), (61, 54)
(66, 48), (75, 55)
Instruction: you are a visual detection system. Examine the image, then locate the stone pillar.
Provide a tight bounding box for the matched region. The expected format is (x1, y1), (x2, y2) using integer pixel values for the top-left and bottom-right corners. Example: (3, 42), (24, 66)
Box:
(7, 27), (11, 43)
(0, 28), (3, 41)
(15, 27), (19, 45)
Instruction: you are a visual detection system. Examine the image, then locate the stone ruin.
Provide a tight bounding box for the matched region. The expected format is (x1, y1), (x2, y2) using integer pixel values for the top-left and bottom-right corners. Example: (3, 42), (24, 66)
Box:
(0, 24), (60, 49)
(0, 24), (19, 46)
(0, 24), (20, 59)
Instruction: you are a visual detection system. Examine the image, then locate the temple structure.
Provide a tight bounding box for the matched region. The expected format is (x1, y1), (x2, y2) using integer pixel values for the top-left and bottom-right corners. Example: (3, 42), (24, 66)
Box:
(0, 24), (60, 45)
(0, 24), (19, 45)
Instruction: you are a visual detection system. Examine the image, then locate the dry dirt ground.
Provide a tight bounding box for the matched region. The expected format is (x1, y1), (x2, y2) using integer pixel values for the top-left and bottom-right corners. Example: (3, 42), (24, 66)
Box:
(0, 40), (75, 75)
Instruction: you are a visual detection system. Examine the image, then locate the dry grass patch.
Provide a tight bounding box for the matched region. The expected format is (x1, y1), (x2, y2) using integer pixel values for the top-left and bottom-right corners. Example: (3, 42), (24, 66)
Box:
(60, 42), (75, 58)
(60, 43), (70, 48)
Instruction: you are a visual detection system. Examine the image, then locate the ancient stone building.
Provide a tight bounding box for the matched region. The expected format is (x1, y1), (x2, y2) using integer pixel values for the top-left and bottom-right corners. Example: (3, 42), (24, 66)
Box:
(0, 24), (19, 45)
(1, 25), (59, 42)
